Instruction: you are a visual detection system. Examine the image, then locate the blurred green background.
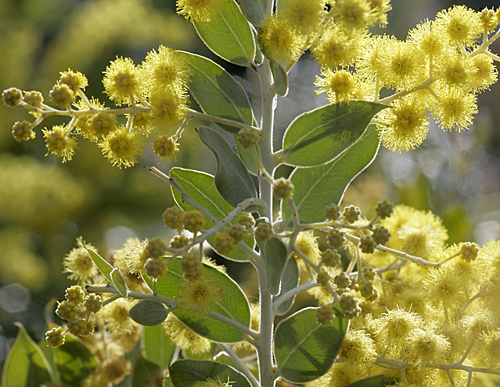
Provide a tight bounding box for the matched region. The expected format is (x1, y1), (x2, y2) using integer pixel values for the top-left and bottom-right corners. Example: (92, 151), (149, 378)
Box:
(0, 0), (499, 371)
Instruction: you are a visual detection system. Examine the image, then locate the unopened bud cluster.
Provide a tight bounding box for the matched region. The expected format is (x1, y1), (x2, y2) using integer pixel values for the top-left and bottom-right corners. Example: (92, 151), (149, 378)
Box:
(316, 304), (335, 325)
(163, 207), (205, 234)
(180, 251), (204, 281)
(49, 285), (102, 346)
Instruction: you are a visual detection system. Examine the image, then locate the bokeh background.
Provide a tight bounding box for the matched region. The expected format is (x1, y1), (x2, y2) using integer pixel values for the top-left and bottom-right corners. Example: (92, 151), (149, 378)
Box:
(1, 0), (499, 373)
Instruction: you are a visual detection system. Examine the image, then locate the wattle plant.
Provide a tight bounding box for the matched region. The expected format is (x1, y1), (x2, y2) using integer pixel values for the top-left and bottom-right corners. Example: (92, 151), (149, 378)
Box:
(2, 1), (500, 387)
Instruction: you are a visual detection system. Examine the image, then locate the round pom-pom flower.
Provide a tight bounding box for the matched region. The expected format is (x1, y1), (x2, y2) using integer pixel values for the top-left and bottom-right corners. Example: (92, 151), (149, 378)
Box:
(49, 83), (75, 108)
(153, 135), (179, 162)
(145, 257), (167, 279)
(342, 205), (361, 224)
(59, 69), (88, 93)
(255, 222), (273, 243)
(237, 127), (261, 149)
(103, 57), (141, 106)
(375, 200), (394, 219)
(214, 232), (236, 256)
(43, 125), (77, 162)
(177, 0), (224, 22)
(22, 91), (43, 108)
(372, 226), (391, 245)
(99, 127), (143, 168)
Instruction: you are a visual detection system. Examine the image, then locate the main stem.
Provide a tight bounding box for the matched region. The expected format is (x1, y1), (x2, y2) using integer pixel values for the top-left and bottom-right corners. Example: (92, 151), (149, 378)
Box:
(255, 56), (278, 387)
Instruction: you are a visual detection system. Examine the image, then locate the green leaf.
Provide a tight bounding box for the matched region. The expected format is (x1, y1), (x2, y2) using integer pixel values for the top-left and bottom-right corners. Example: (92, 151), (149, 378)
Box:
(198, 127), (257, 208)
(273, 256), (299, 315)
(86, 247), (113, 283)
(238, 0), (267, 26)
(282, 101), (385, 167)
(270, 60), (288, 96)
(178, 51), (254, 134)
(164, 376), (174, 387)
(170, 359), (251, 387)
(282, 125), (381, 225)
(53, 333), (99, 387)
(258, 237), (288, 295)
(111, 267), (129, 297)
(193, 0), (255, 66)
(275, 307), (349, 383)
(143, 324), (176, 370)
(128, 299), (170, 326)
(144, 258), (251, 343)
(2, 323), (51, 387)
(344, 374), (398, 387)
(171, 168), (254, 261)
(131, 353), (163, 387)
(235, 135), (259, 175)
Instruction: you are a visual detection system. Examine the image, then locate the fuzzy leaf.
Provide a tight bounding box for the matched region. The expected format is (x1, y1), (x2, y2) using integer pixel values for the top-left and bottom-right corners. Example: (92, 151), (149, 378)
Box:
(275, 307), (348, 383)
(193, 0), (255, 66)
(2, 323), (51, 387)
(258, 237), (288, 296)
(128, 299), (170, 326)
(86, 247), (113, 283)
(282, 101), (385, 167)
(171, 168), (254, 261)
(197, 127), (257, 208)
(144, 258), (251, 343)
(282, 125), (381, 226)
(179, 51), (254, 134)
(170, 359), (251, 387)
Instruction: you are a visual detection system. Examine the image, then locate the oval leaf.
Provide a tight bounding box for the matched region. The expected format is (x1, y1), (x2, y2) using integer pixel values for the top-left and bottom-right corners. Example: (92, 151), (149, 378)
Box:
(270, 60), (288, 96)
(86, 247), (113, 283)
(143, 324), (176, 370)
(171, 167), (254, 261)
(128, 299), (170, 326)
(52, 333), (99, 387)
(197, 127), (257, 208)
(178, 51), (254, 134)
(170, 359), (251, 387)
(131, 353), (163, 387)
(193, 0), (255, 66)
(282, 124), (381, 226)
(282, 101), (385, 167)
(144, 258), (251, 343)
(2, 323), (51, 387)
(275, 307), (348, 383)
(258, 237), (288, 296)
(111, 267), (129, 297)
(273, 256), (299, 315)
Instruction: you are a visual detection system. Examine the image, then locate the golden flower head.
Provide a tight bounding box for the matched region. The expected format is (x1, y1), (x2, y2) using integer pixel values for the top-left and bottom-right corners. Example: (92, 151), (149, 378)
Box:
(176, 0), (224, 22)
(141, 46), (190, 96)
(377, 95), (429, 152)
(63, 237), (98, 283)
(163, 313), (211, 354)
(43, 125), (77, 162)
(99, 126), (143, 168)
(99, 298), (138, 335)
(103, 57), (141, 106)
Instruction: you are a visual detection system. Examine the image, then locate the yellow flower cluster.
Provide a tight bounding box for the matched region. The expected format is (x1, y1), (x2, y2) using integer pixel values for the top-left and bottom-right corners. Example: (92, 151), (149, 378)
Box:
(2, 46), (190, 168)
(311, 204), (500, 386)
(312, 4), (500, 152)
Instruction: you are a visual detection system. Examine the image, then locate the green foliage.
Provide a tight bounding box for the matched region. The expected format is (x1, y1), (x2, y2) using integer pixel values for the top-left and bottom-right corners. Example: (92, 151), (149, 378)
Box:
(193, 0), (256, 66)
(275, 307), (348, 383)
(3, 1), (500, 387)
(145, 258), (251, 343)
(2, 324), (51, 387)
(169, 359), (251, 387)
(282, 102), (385, 167)
(128, 299), (170, 326)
